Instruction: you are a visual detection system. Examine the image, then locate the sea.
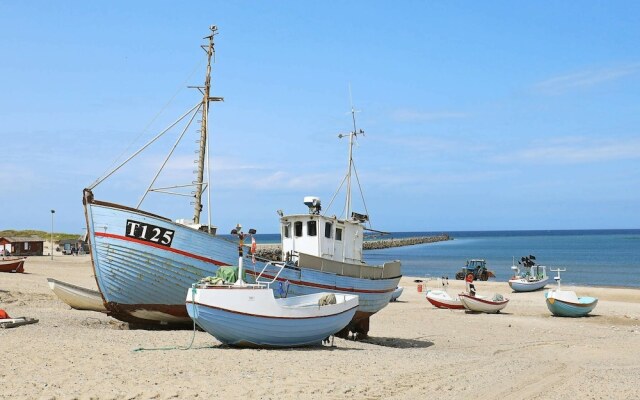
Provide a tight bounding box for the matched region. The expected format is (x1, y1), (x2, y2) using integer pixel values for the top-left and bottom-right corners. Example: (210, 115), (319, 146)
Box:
(248, 229), (640, 288)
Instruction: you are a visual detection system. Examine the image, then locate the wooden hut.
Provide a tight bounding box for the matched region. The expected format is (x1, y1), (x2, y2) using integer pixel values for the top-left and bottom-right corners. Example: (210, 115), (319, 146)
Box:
(0, 236), (45, 256)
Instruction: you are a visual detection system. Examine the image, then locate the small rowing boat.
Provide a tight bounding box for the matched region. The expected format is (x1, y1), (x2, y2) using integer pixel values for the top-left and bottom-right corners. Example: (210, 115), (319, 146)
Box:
(47, 278), (106, 312)
(0, 257), (26, 273)
(459, 293), (509, 313)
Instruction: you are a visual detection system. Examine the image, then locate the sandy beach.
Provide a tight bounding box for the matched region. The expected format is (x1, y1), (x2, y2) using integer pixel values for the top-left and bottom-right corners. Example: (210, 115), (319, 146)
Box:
(2, 255), (640, 399)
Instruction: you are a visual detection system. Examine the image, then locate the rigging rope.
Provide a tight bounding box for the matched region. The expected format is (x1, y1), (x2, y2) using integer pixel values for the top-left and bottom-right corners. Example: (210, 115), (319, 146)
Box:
(132, 286), (213, 352)
(350, 159), (372, 229)
(90, 58), (205, 189)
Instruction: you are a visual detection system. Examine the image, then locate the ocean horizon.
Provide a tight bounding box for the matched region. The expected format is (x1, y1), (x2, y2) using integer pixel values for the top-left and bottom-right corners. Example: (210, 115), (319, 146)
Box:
(243, 229), (640, 288)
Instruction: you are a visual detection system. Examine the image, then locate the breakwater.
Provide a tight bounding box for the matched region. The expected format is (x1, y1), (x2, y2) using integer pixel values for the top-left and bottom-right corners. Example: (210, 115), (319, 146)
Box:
(255, 234), (451, 261)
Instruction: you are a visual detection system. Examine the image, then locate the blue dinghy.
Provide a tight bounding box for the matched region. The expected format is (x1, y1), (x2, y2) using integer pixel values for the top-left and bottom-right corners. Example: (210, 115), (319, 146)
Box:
(545, 268), (598, 317)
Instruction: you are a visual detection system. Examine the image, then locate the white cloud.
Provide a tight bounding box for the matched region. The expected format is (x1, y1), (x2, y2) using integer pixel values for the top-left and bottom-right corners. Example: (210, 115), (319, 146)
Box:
(492, 137), (640, 164)
(534, 63), (640, 94)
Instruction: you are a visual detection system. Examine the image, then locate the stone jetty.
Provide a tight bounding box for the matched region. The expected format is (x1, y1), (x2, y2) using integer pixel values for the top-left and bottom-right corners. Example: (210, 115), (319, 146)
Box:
(363, 234), (451, 250)
(255, 234), (451, 261)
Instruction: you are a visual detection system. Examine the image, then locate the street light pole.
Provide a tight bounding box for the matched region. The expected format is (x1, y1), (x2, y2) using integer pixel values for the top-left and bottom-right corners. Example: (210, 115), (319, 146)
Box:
(50, 209), (55, 261)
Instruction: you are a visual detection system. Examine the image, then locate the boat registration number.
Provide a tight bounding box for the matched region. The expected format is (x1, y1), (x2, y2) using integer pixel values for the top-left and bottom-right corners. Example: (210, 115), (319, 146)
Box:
(125, 220), (175, 247)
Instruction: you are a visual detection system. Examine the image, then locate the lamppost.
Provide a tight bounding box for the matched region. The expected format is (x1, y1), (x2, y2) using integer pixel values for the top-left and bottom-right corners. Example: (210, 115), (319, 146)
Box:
(50, 209), (55, 261)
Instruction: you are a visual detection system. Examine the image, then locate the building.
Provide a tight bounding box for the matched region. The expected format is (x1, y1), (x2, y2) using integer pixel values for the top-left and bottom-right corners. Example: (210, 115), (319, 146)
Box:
(58, 237), (90, 255)
(0, 236), (45, 256)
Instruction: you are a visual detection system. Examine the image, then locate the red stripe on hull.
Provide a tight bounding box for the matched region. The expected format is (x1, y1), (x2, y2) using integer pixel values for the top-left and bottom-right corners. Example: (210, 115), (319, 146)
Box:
(426, 296), (464, 309)
(95, 232), (229, 266)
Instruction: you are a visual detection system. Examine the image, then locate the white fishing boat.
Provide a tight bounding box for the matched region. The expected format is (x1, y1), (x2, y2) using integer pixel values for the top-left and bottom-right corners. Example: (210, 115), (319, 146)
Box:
(186, 231), (359, 347)
(47, 278), (106, 312)
(508, 255), (550, 292)
(545, 268), (598, 317)
(425, 277), (464, 309)
(426, 290), (465, 309)
(459, 293), (509, 313)
(244, 104), (401, 337)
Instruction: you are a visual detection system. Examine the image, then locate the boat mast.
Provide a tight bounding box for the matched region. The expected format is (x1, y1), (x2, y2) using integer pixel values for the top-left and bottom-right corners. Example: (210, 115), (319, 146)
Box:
(340, 100), (364, 220)
(193, 25), (223, 224)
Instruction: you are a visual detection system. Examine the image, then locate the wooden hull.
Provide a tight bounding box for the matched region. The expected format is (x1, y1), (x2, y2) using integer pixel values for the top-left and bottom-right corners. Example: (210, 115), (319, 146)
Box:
(508, 277), (550, 292)
(83, 190), (399, 334)
(186, 287), (358, 347)
(0, 257), (26, 273)
(459, 293), (509, 313)
(47, 278), (106, 312)
(425, 290), (465, 309)
(545, 291), (598, 317)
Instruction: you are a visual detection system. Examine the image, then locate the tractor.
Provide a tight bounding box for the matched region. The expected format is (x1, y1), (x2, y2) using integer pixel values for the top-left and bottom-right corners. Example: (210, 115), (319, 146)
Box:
(455, 259), (495, 281)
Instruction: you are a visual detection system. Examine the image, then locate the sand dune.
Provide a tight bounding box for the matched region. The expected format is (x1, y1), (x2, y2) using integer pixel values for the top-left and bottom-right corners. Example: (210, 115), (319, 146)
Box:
(1, 256), (639, 399)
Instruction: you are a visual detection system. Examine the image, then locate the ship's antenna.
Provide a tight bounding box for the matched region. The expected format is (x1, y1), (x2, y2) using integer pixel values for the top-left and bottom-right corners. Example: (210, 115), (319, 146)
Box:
(192, 25), (224, 226)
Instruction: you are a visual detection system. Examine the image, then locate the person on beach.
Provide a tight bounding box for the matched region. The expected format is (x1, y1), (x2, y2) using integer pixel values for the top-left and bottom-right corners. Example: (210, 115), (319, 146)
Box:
(465, 273), (476, 296)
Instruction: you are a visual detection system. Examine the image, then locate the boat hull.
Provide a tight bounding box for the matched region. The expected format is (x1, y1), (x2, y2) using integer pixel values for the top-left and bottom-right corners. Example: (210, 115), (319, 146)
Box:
(545, 291), (598, 317)
(244, 263), (400, 334)
(186, 287), (358, 347)
(508, 277), (550, 292)
(425, 290), (465, 309)
(0, 257), (26, 273)
(390, 286), (404, 302)
(459, 293), (509, 313)
(84, 191), (399, 334)
(47, 278), (106, 312)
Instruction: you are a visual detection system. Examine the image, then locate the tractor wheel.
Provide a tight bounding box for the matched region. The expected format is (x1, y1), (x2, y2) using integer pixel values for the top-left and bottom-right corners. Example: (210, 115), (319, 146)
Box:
(455, 272), (464, 280)
(480, 271), (489, 281)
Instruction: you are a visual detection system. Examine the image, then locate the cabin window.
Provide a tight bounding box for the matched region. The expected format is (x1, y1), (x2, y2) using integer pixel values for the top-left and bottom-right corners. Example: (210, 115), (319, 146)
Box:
(283, 224), (290, 238)
(336, 228), (343, 241)
(324, 222), (332, 238)
(294, 221), (303, 237)
(24, 242), (29, 250)
(307, 221), (317, 237)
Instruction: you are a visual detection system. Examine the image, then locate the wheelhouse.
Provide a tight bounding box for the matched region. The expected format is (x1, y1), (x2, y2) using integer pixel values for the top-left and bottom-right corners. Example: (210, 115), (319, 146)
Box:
(280, 197), (366, 265)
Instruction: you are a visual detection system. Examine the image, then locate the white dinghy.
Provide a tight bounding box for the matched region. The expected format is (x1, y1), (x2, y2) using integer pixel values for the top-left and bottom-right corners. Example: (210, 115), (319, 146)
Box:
(426, 277), (464, 309)
(47, 278), (106, 312)
(186, 227), (359, 347)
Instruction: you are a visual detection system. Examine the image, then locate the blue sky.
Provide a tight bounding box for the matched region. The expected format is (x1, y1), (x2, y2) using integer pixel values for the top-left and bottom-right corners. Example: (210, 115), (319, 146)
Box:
(1, 1), (639, 234)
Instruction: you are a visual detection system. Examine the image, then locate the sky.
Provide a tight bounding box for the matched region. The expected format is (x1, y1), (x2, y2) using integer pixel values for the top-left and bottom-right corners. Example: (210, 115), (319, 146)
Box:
(1, 1), (639, 234)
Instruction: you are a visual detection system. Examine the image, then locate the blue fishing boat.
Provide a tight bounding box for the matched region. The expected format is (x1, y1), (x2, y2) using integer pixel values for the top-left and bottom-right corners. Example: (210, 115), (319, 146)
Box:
(82, 26), (400, 336)
(545, 268), (598, 317)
